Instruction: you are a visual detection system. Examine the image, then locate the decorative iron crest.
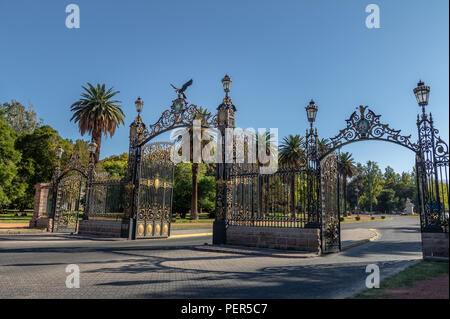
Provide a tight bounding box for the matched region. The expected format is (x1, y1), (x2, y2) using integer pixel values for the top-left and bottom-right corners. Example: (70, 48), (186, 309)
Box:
(141, 141), (173, 163)
(325, 106), (418, 157)
(134, 100), (218, 147)
(57, 153), (88, 180)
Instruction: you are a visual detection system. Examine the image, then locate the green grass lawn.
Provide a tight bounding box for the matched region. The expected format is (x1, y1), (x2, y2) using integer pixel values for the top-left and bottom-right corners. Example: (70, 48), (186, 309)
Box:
(0, 211), (33, 223)
(353, 261), (449, 299)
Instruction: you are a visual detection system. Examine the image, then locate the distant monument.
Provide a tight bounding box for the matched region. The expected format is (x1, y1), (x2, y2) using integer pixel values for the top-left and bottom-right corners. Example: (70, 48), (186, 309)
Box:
(404, 198), (414, 215)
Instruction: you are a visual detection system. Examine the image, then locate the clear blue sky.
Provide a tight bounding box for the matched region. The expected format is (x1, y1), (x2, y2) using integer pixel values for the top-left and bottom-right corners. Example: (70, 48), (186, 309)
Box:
(1, 0), (448, 174)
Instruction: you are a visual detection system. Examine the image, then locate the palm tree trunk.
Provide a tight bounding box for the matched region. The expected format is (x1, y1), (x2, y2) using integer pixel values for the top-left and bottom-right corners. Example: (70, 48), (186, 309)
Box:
(343, 174), (347, 217)
(93, 132), (102, 165)
(191, 163), (199, 220)
(291, 174), (296, 218)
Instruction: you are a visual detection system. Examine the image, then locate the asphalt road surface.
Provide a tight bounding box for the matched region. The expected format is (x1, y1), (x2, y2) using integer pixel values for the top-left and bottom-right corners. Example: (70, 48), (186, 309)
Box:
(0, 216), (422, 298)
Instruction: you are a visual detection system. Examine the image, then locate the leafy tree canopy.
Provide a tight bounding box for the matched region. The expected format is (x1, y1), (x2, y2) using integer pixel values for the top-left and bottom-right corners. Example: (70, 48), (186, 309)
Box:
(1, 100), (42, 134)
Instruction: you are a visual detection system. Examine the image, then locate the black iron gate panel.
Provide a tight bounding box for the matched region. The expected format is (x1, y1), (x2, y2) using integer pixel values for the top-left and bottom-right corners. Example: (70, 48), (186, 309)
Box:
(416, 123), (449, 232)
(53, 175), (86, 233)
(88, 178), (126, 221)
(227, 163), (318, 228)
(135, 142), (174, 239)
(320, 153), (341, 253)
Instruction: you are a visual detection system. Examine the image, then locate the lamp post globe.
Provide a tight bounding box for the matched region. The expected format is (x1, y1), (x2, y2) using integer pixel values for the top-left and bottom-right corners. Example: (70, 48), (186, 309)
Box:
(413, 80), (430, 107)
(222, 74), (232, 93)
(55, 146), (64, 159)
(135, 97), (144, 114)
(306, 99), (318, 124)
(88, 141), (98, 154)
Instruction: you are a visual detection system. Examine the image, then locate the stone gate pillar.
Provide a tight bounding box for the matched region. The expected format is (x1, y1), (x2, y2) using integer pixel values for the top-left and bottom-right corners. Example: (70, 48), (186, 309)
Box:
(123, 113), (146, 239)
(29, 182), (53, 230)
(213, 91), (236, 245)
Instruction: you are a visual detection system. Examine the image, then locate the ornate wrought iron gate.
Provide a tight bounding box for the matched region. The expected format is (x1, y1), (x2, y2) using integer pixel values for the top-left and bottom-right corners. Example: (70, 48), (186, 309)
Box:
(53, 174), (86, 233)
(135, 142), (174, 239)
(320, 153), (341, 253)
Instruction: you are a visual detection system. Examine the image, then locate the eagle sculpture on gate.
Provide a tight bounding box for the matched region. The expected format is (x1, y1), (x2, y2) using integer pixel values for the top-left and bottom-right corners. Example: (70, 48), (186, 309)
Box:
(170, 79), (193, 99)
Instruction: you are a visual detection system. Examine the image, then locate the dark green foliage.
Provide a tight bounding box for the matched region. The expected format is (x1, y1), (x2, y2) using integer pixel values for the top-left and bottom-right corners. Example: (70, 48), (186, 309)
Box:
(99, 153), (128, 178)
(14, 126), (73, 209)
(376, 189), (396, 214)
(0, 119), (26, 208)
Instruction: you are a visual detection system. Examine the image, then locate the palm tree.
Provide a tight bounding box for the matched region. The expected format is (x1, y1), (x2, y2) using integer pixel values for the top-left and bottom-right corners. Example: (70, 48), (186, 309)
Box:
(338, 152), (357, 216)
(70, 83), (124, 165)
(279, 135), (306, 217)
(317, 138), (330, 157)
(188, 107), (212, 220)
(254, 131), (277, 215)
(255, 131), (277, 166)
(279, 135), (305, 167)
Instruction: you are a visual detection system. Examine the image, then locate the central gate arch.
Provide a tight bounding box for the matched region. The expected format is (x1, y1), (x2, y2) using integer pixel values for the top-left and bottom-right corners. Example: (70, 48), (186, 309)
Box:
(319, 106), (418, 161)
(125, 81), (223, 240)
(315, 105), (449, 255)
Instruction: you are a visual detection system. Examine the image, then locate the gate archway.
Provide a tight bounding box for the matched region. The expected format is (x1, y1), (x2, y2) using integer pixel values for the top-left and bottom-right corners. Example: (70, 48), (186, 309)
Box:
(125, 79), (228, 240)
(51, 154), (89, 233)
(314, 105), (449, 255)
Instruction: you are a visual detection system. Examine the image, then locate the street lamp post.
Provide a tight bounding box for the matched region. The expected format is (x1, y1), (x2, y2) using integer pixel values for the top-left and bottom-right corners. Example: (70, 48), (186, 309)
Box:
(55, 146), (64, 178)
(414, 80), (430, 115)
(414, 80), (444, 228)
(305, 99), (319, 226)
(305, 99), (319, 160)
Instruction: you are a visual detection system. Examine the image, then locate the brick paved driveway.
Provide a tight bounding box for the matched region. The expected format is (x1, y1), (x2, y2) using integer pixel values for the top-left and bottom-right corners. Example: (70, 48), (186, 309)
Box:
(0, 216), (422, 298)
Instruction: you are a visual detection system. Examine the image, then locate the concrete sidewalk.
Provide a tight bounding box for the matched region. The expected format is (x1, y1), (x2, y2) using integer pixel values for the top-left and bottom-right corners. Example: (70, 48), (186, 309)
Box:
(341, 228), (379, 250)
(194, 228), (379, 258)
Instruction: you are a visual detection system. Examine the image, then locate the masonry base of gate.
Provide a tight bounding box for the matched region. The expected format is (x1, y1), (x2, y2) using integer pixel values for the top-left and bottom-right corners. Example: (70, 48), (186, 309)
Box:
(422, 232), (449, 259)
(29, 217), (53, 231)
(78, 220), (129, 238)
(225, 226), (321, 253)
(29, 182), (53, 230)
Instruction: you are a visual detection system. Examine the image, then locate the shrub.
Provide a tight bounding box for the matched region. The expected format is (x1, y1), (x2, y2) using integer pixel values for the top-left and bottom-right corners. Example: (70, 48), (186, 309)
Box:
(340, 217), (345, 222)
(371, 216), (375, 220)
(381, 215), (386, 219)
(355, 215), (361, 221)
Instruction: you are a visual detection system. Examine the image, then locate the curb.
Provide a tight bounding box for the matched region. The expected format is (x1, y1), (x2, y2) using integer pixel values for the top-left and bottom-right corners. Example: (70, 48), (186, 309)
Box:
(423, 256), (449, 262)
(193, 244), (319, 258)
(341, 228), (380, 251)
(170, 232), (212, 239)
(0, 229), (49, 235)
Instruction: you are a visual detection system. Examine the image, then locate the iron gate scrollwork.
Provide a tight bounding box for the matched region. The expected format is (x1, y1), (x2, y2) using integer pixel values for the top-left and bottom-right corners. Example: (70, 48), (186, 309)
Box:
(135, 142), (174, 239)
(416, 112), (449, 232)
(320, 153), (341, 253)
(53, 174), (86, 233)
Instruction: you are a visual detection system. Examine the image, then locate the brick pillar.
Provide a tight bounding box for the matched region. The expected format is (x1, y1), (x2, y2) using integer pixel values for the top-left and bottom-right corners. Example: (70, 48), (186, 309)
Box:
(30, 183), (52, 229)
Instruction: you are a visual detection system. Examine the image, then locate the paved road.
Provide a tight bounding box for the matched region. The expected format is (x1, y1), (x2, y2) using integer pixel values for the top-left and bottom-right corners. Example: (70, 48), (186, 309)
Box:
(0, 216), (422, 299)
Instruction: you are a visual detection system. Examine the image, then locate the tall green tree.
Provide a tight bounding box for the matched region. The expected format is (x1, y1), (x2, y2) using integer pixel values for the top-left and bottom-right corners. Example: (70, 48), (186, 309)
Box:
(99, 153), (128, 179)
(198, 176), (216, 217)
(338, 152), (357, 215)
(0, 119), (26, 209)
(279, 134), (305, 216)
(70, 83), (125, 164)
(376, 189), (396, 214)
(360, 161), (383, 212)
(172, 162), (208, 218)
(1, 100), (42, 134)
(14, 126), (73, 209)
(176, 107), (213, 220)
